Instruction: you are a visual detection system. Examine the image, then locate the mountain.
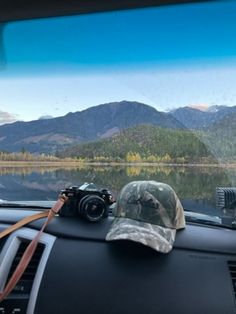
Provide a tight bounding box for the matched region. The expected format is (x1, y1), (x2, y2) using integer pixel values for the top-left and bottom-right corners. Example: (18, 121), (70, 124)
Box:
(61, 111), (236, 163)
(0, 101), (235, 155)
(209, 111), (236, 132)
(202, 112), (236, 161)
(0, 101), (183, 154)
(171, 105), (236, 129)
(60, 124), (216, 163)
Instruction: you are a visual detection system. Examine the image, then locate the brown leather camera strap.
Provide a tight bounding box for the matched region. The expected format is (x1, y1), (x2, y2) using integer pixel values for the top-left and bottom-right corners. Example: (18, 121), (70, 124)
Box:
(0, 211), (49, 240)
(0, 195), (67, 303)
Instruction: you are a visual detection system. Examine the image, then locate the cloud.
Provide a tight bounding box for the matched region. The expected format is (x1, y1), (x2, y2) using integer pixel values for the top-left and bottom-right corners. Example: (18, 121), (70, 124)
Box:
(0, 110), (18, 125)
(188, 104), (209, 111)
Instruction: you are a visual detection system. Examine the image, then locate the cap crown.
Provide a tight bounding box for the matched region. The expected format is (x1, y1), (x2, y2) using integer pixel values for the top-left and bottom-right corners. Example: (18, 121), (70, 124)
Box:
(114, 181), (185, 229)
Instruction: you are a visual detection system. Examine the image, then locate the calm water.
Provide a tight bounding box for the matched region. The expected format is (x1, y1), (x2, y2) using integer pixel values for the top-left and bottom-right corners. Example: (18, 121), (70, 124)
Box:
(0, 164), (235, 217)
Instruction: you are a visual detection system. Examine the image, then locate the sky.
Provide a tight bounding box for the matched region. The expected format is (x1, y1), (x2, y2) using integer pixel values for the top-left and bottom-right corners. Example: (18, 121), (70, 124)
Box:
(0, 0), (236, 122)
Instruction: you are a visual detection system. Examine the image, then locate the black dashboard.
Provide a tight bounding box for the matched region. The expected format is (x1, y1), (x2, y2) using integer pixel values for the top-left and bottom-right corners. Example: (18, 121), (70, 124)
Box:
(0, 208), (236, 314)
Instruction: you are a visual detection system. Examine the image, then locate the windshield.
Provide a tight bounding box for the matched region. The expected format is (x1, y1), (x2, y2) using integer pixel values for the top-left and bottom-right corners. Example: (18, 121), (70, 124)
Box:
(0, 0), (236, 227)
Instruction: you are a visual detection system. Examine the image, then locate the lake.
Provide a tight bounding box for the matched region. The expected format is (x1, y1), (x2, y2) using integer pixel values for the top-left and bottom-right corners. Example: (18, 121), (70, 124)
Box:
(0, 164), (235, 217)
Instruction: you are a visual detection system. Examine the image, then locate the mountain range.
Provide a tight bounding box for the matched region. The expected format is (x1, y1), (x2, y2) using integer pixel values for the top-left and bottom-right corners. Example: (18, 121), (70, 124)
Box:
(0, 101), (235, 154)
(171, 105), (236, 129)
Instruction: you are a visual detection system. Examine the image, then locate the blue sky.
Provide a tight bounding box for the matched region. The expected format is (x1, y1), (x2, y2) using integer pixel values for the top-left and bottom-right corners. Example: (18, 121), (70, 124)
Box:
(0, 0), (236, 122)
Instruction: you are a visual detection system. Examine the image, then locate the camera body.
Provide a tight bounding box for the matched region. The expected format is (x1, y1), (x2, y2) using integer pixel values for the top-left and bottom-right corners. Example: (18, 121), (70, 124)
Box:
(60, 183), (114, 222)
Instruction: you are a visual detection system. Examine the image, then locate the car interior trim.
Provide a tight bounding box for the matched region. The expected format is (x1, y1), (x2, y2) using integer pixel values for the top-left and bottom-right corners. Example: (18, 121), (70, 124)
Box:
(0, 224), (56, 314)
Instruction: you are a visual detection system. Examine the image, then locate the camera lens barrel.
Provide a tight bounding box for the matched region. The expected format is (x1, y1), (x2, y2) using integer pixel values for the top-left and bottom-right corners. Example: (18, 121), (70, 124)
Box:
(78, 195), (107, 222)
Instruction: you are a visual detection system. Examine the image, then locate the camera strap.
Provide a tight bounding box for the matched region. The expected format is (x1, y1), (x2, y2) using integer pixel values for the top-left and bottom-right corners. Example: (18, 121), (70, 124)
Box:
(0, 195), (67, 303)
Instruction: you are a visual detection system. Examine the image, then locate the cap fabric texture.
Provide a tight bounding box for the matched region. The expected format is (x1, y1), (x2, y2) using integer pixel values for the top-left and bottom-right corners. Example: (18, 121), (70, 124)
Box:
(106, 180), (185, 253)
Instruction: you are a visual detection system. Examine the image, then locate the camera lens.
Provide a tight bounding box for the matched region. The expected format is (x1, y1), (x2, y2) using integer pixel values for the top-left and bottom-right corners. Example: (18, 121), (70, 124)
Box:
(79, 195), (106, 222)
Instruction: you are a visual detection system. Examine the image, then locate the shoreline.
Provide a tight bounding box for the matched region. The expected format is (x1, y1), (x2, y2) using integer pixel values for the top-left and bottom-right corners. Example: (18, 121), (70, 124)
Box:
(0, 160), (236, 168)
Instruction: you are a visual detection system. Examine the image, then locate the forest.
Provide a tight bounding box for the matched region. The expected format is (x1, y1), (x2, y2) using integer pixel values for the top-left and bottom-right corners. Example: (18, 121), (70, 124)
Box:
(60, 125), (220, 164)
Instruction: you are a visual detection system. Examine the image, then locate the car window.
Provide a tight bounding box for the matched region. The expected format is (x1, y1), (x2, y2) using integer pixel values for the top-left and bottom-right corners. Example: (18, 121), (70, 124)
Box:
(0, 0), (235, 227)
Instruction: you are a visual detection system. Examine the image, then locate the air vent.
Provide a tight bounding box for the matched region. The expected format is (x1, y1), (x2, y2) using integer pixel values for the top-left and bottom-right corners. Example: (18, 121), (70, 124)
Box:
(6, 240), (45, 296)
(0, 227), (55, 314)
(0, 225), (8, 253)
(0, 237), (7, 253)
(228, 261), (236, 298)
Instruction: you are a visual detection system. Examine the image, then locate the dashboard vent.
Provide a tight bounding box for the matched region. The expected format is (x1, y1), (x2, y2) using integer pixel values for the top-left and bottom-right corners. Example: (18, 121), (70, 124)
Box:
(228, 261), (236, 298)
(6, 240), (45, 296)
(0, 237), (7, 253)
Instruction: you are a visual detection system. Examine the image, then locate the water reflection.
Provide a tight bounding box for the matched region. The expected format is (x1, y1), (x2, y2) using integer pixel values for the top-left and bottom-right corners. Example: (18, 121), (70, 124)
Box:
(0, 164), (235, 217)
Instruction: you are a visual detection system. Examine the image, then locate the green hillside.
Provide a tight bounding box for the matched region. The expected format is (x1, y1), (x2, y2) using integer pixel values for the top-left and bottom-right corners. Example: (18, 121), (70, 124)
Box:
(60, 124), (217, 163)
(201, 112), (236, 162)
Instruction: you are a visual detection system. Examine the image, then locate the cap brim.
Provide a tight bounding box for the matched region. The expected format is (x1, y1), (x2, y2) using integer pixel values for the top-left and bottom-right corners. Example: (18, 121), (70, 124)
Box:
(106, 218), (176, 253)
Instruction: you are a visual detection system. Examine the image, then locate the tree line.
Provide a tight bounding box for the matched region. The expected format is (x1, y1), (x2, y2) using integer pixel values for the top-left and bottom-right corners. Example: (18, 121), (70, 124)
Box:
(0, 151), (59, 162)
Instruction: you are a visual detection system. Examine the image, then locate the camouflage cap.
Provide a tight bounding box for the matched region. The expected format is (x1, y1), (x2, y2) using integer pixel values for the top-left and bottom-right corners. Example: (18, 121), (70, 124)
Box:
(106, 181), (185, 253)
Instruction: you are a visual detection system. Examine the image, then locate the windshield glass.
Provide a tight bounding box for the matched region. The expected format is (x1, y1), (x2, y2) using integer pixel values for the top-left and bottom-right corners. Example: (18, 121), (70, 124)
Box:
(0, 0), (236, 227)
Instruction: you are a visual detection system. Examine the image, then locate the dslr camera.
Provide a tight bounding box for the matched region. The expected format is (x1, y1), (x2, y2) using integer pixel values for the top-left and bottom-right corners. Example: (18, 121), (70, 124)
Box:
(60, 182), (114, 222)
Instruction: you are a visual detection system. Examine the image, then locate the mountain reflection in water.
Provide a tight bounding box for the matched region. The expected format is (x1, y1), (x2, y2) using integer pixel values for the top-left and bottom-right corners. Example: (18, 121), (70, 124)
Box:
(0, 165), (235, 218)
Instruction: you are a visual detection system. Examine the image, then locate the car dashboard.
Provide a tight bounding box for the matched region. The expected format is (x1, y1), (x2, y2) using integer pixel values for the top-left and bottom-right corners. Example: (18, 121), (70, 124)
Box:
(0, 207), (236, 314)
